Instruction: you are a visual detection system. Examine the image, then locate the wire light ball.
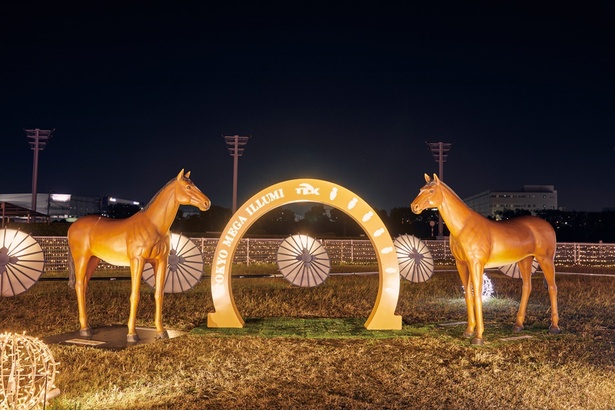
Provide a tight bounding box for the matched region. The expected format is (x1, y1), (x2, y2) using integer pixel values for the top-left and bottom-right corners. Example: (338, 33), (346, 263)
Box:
(462, 273), (495, 302)
(0, 332), (60, 410)
(277, 234), (330, 287)
(394, 235), (434, 283)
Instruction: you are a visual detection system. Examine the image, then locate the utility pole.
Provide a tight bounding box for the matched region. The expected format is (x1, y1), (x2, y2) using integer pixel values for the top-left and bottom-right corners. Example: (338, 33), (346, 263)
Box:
(224, 135), (250, 213)
(426, 141), (451, 239)
(25, 128), (54, 222)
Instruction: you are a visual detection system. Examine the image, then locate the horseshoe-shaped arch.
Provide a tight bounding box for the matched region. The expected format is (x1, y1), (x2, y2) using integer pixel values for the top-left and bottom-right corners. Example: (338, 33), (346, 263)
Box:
(207, 179), (402, 330)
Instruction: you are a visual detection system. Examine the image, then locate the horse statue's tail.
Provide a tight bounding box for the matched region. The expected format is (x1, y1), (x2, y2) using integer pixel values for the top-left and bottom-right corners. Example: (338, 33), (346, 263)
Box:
(67, 249), (76, 289)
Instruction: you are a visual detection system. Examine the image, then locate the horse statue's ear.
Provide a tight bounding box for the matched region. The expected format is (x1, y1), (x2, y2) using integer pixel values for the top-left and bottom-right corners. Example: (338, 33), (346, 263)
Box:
(433, 174), (440, 183)
(185, 171), (191, 179)
(424, 173), (431, 183)
(177, 169), (185, 181)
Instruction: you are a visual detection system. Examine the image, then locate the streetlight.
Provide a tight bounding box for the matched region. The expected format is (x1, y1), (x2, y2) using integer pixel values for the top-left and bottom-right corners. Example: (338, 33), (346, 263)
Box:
(25, 128), (54, 221)
(224, 135), (250, 213)
(426, 141), (451, 239)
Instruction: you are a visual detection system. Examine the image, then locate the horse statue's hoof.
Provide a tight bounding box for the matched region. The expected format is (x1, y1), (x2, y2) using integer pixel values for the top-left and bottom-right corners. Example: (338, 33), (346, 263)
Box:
(156, 330), (169, 340)
(471, 337), (485, 345)
(79, 327), (92, 338)
(549, 325), (561, 334)
(512, 325), (524, 333)
(127, 333), (140, 343)
(463, 330), (475, 338)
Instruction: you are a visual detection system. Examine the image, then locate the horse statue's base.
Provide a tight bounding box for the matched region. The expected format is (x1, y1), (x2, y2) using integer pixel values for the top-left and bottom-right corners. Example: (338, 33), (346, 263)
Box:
(43, 325), (184, 351)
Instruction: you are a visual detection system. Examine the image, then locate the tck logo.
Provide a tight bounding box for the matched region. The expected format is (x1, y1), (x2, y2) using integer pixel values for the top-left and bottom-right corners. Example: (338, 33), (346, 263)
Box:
(295, 183), (320, 195)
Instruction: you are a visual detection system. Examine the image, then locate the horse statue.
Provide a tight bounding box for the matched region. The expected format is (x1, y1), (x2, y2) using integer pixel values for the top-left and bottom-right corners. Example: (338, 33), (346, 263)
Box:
(410, 174), (560, 345)
(68, 169), (210, 342)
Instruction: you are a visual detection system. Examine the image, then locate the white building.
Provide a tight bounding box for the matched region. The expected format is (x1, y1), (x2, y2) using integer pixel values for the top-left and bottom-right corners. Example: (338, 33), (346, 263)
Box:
(0, 193), (141, 222)
(464, 185), (558, 218)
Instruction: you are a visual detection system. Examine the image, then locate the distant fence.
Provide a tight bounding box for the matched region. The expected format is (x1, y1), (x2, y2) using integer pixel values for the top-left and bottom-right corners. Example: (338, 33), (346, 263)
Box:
(36, 237), (615, 272)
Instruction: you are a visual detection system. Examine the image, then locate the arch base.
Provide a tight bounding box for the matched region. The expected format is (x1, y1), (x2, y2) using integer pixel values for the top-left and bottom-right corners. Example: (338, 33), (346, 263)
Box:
(365, 314), (402, 331)
(207, 311), (244, 328)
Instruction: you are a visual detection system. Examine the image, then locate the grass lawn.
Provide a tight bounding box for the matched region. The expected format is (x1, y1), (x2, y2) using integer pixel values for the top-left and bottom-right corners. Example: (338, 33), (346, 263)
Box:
(2, 266), (615, 409)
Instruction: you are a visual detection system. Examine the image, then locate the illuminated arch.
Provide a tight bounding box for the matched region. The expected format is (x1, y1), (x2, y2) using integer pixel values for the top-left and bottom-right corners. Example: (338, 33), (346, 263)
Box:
(207, 179), (402, 330)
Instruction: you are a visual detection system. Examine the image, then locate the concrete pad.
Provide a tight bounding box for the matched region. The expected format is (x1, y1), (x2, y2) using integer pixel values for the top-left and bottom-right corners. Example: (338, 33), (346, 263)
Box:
(43, 325), (185, 351)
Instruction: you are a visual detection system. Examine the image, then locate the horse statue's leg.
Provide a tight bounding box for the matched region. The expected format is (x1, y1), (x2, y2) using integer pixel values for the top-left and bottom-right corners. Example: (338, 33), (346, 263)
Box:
(127, 257), (146, 342)
(153, 259), (169, 340)
(469, 261), (486, 345)
(536, 255), (561, 334)
(513, 256), (534, 332)
(72, 255), (99, 338)
(455, 260), (476, 339)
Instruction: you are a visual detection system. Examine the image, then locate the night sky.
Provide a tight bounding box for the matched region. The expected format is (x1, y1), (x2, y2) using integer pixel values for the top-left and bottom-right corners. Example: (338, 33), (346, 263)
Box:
(1, 1), (614, 213)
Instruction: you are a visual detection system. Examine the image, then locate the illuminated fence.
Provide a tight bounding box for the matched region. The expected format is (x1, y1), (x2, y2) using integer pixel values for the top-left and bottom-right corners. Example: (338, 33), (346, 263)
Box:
(36, 237), (615, 272)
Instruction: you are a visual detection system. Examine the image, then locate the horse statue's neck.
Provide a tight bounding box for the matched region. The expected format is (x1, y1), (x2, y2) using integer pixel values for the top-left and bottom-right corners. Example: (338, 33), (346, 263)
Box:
(437, 181), (477, 237)
(142, 181), (180, 233)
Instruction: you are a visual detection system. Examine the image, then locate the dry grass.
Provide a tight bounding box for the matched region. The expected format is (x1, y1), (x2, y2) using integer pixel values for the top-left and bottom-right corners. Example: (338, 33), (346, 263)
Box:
(3, 268), (615, 409)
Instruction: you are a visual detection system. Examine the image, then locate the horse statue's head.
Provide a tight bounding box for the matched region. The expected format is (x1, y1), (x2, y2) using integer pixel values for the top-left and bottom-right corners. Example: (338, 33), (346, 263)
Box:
(174, 169), (211, 211)
(410, 173), (443, 214)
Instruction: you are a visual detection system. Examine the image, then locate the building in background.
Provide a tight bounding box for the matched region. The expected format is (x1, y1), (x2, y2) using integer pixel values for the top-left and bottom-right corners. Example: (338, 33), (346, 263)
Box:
(464, 185), (558, 218)
(0, 193), (141, 222)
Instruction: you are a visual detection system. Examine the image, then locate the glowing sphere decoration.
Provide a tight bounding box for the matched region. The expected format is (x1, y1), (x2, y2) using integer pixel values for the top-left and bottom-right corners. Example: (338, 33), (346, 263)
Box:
(277, 234), (330, 287)
(0, 332), (59, 410)
(0, 229), (46, 297)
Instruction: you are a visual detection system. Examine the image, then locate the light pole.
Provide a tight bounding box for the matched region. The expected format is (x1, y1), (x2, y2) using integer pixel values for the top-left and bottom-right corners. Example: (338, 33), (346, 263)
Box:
(25, 128), (54, 222)
(224, 135), (250, 213)
(426, 141), (451, 239)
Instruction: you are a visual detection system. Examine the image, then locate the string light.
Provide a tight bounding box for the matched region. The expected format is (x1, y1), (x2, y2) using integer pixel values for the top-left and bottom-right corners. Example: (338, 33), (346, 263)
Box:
(0, 332), (60, 410)
(33, 237), (615, 272)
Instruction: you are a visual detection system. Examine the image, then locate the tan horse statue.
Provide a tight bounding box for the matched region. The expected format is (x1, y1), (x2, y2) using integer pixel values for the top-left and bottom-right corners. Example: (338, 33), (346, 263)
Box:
(410, 174), (560, 345)
(68, 169), (210, 342)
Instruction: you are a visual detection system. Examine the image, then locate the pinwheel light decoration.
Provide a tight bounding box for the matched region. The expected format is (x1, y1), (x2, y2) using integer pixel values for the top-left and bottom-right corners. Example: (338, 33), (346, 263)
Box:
(142, 233), (204, 293)
(276, 234), (330, 287)
(394, 234), (434, 283)
(0, 229), (46, 297)
(499, 258), (540, 279)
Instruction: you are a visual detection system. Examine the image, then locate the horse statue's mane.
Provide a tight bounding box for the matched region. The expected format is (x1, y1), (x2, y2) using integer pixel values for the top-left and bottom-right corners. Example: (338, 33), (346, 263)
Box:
(428, 177), (465, 203)
(142, 172), (193, 211)
(142, 177), (176, 211)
